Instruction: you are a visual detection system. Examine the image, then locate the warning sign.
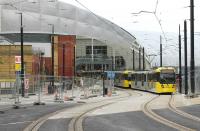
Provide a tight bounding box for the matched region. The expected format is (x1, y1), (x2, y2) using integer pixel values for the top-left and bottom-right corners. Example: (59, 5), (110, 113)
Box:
(15, 63), (21, 71)
(25, 79), (29, 89)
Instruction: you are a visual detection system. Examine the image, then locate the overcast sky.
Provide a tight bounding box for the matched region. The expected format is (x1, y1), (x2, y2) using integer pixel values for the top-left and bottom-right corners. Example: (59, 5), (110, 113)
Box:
(59, 0), (200, 66)
(60, 0), (200, 33)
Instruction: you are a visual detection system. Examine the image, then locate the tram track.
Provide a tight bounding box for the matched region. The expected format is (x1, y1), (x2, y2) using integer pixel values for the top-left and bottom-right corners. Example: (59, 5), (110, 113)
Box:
(142, 95), (195, 131)
(168, 95), (200, 122)
(68, 90), (142, 131)
(23, 89), (141, 131)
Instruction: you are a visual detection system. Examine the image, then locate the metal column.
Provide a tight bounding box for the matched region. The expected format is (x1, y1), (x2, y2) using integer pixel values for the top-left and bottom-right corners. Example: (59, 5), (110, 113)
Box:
(190, 0), (195, 94)
(184, 20), (188, 95)
(143, 47), (145, 71)
(179, 24), (182, 93)
(20, 13), (24, 97)
(160, 35), (162, 67)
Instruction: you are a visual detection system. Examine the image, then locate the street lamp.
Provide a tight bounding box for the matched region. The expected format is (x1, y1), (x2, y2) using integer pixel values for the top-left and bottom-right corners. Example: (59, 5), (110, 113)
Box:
(130, 46), (135, 70)
(16, 12), (25, 97)
(48, 24), (55, 89)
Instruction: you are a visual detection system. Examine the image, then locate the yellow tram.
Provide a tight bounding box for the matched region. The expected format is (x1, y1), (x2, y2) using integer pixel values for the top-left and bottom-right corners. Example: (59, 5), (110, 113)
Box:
(114, 67), (176, 94)
(114, 70), (133, 88)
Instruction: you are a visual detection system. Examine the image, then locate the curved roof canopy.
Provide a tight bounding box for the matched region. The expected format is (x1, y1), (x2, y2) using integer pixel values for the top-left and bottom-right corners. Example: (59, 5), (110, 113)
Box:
(0, 0), (138, 48)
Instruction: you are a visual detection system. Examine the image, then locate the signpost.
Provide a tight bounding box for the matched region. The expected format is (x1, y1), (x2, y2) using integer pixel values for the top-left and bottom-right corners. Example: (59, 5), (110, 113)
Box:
(107, 71), (115, 79)
(15, 56), (21, 71)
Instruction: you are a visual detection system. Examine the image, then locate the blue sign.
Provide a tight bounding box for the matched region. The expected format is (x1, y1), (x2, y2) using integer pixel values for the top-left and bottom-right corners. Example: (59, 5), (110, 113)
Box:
(107, 71), (115, 79)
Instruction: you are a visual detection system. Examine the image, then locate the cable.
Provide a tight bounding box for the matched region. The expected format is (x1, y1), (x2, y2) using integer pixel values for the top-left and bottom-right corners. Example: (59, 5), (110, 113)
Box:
(131, 0), (167, 41)
(73, 0), (136, 43)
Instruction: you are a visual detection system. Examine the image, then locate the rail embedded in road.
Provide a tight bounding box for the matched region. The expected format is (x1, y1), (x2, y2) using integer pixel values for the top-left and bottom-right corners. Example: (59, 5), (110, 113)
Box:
(142, 95), (195, 131)
(23, 89), (141, 131)
(168, 95), (200, 122)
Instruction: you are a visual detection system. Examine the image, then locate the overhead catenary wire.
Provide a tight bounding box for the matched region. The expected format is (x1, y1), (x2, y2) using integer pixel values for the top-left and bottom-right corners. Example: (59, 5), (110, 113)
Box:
(131, 0), (167, 41)
(73, 0), (136, 44)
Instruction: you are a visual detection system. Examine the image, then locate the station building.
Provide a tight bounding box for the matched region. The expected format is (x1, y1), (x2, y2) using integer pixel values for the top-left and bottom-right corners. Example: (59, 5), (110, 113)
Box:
(0, 0), (151, 78)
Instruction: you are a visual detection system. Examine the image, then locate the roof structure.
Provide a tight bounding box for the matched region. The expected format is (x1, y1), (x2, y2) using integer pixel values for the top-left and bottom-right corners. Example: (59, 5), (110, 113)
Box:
(0, 0), (139, 48)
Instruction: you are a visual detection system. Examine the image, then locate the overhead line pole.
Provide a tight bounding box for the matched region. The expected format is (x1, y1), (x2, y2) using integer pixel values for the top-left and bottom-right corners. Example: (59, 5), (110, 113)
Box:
(190, 0), (195, 94)
(133, 49), (135, 70)
(184, 20), (188, 95)
(20, 12), (25, 97)
(179, 24), (182, 93)
(143, 47), (145, 70)
(160, 35), (162, 67)
(139, 47), (141, 70)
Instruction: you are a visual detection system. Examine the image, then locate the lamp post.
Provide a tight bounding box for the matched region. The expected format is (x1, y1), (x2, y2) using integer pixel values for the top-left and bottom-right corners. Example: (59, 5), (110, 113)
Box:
(17, 12), (25, 97)
(49, 24), (55, 89)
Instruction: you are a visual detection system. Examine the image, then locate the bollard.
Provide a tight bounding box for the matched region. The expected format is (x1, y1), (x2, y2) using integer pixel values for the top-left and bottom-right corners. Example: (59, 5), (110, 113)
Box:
(34, 76), (45, 105)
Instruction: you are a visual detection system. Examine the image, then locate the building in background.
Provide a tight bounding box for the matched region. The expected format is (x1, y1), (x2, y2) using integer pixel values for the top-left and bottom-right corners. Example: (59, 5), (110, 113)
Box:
(0, 0), (151, 79)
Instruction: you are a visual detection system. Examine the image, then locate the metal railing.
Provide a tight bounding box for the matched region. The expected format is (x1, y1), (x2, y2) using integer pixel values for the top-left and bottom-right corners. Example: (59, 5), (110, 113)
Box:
(0, 74), (114, 108)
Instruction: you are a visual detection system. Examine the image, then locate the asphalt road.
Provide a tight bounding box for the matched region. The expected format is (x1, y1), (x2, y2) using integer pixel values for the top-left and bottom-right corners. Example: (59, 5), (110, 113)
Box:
(0, 103), (79, 131)
(178, 104), (200, 118)
(0, 94), (199, 131)
(84, 110), (177, 131)
(84, 105), (200, 131)
(154, 108), (200, 130)
(39, 118), (71, 131)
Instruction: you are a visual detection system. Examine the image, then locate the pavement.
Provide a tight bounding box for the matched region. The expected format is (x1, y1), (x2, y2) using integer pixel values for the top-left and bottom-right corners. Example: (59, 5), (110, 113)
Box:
(173, 93), (200, 107)
(1, 87), (200, 112)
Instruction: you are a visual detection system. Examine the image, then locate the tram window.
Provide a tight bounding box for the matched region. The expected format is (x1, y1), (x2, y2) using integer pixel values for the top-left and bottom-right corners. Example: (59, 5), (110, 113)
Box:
(141, 74), (144, 81)
(124, 74), (131, 80)
(148, 73), (152, 81)
(144, 74), (147, 82)
(160, 73), (175, 84)
(152, 73), (160, 81)
(138, 74), (142, 81)
(132, 74), (135, 80)
(135, 74), (138, 81)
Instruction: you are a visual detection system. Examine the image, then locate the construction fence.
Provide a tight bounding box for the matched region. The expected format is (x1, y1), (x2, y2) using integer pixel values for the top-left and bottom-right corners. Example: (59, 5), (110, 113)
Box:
(0, 74), (115, 107)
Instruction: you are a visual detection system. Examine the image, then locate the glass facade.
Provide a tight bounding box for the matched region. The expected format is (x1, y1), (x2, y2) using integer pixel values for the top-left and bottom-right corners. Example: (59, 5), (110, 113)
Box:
(86, 46), (107, 57)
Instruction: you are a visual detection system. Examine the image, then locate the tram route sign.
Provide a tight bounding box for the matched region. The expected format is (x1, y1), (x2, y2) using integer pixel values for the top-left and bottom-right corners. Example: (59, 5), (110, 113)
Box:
(107, 71), (115, 79)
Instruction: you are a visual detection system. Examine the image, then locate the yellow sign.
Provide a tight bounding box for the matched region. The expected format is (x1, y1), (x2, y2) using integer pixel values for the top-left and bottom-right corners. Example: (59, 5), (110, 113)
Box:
(15, 63), (21, 71)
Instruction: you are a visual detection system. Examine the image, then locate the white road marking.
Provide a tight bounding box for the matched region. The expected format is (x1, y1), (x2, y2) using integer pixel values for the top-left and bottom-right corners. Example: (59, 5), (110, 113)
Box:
(0, 121), (32, 126)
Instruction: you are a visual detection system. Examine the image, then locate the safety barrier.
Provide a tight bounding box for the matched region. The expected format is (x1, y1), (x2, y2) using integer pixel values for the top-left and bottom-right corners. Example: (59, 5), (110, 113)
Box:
(0, 75), (113, 108)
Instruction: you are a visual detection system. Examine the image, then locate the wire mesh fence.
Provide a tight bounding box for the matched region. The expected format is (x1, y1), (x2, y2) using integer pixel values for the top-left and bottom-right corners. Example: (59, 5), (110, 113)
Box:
(0, 74), (115, 107)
